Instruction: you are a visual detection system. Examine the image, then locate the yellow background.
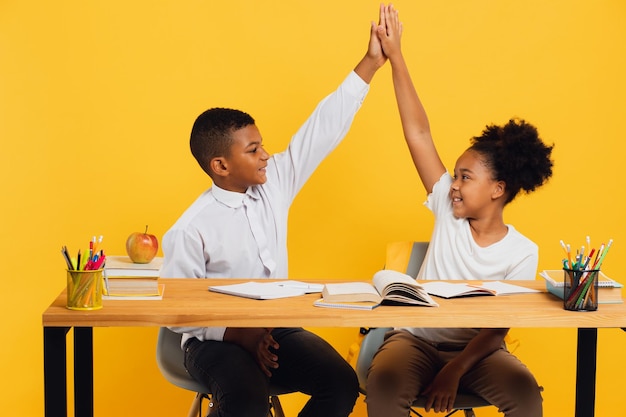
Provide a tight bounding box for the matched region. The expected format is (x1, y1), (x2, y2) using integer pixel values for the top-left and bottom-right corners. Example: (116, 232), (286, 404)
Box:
(2, 0), (625, 415)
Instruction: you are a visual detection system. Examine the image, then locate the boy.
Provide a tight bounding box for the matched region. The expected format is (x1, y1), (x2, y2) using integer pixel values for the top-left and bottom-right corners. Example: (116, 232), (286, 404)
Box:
(160, 6), (388, 417)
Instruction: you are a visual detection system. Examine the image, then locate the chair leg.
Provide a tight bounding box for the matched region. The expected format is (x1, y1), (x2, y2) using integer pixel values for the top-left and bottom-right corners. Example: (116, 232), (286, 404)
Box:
(185, 392), (215, 417)
(410, 407), (475, 417)
(205, 394), (217, 417)
(269, 395), (285, 417)
(409, 408), (424, 417)
(196, 393), (280, 417)
(187, 393), (204, 417)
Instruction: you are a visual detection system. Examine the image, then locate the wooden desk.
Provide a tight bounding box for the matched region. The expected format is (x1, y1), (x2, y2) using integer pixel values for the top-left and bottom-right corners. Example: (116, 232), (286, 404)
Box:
(42, 279), (626, 417)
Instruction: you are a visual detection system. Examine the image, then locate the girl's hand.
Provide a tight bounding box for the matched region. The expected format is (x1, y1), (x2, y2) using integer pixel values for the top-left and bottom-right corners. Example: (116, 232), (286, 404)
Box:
(422, 363), (463, 413)
(377, 3), (403, 61)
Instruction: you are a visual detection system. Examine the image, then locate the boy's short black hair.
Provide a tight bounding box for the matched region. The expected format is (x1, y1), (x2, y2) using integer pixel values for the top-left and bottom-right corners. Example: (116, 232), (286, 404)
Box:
(190, 107), (255, 176)
(469, 118), (554, 204)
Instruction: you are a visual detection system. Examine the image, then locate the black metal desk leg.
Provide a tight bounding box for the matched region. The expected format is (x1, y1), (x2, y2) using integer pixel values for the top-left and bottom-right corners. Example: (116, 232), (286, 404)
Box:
(74, 327), (94, 417)
(575, 328), (597, 417)
(44, 327), (70, 417)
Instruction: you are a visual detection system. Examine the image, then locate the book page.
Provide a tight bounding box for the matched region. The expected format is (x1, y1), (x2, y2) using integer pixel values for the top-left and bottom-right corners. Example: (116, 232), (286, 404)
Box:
(322, 282), (382, 303)
(313, 299), (379, 310)
(105, 256), (163, 270)
(422, 281), (495, 298)
(477, 281), (539, 295)
(423, 281), (539, 298)
(278, 280), (324, 293)
(103, 284), (165, 300)
(372, 270), (417, 293)
(372, 270), (438, 306)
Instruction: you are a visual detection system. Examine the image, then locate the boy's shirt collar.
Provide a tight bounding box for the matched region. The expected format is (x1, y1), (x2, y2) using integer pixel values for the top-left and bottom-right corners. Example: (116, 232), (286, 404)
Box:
(212, 183), (260, 208)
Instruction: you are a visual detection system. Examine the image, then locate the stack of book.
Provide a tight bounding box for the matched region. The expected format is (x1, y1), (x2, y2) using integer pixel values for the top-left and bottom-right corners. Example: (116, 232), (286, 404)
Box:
(103, 256), (164, 300)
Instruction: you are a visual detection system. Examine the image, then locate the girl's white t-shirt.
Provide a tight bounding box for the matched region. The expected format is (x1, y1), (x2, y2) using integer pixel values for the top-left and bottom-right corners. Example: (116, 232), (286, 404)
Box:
(406, 173), (538, 344)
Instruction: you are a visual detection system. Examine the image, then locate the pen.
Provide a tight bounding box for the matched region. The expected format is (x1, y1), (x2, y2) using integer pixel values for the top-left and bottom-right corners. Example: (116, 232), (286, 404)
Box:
(61, 236), (106, 271)
(582, 248), (595, 270)
(278, 281), (323, 291)
(559, 237), (613, 310)
(92, 235), (103, 257)
(62, 246), (74, 270)
(591, 243), (604, 269)
(594, 239), (613, 270)
(91, 254), (106, 270)
(566, 244), (572, 270)
(579, 246), (585, 265)
(560, 240), (571, 268)
(103, 268), (110, 295)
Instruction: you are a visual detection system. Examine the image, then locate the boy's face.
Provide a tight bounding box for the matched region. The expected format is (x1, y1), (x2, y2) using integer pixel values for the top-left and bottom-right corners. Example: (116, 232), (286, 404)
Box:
(449, 149), (504, 219)
(216, 124), (270, 193)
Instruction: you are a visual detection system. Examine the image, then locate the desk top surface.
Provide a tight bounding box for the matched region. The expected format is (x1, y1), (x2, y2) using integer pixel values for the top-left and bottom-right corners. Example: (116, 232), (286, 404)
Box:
(42, 279), (626, 328)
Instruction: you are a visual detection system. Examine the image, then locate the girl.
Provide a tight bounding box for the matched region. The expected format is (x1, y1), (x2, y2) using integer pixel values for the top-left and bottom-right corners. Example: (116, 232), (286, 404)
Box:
(366, 5), (553, 417)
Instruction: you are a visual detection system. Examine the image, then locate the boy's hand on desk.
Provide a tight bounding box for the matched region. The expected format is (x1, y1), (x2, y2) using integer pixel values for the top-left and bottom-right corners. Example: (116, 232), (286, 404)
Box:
(224, 327), (280, 377)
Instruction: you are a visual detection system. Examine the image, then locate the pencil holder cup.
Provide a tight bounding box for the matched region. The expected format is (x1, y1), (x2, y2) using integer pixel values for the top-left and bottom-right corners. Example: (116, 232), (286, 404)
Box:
(563, 268), (599, 311)
(66, 269), (103, 310)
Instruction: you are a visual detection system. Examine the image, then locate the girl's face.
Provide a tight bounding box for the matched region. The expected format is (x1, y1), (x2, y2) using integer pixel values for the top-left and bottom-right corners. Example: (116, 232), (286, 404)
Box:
(450, 149), (504, 219)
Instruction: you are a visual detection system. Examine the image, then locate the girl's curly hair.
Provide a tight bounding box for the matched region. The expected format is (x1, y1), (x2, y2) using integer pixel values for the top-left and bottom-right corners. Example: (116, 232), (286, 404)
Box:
(469, 118), (554, 204)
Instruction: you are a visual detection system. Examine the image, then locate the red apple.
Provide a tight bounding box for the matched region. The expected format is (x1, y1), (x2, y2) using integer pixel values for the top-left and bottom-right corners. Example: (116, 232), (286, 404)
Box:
(126, 225), (159, 263)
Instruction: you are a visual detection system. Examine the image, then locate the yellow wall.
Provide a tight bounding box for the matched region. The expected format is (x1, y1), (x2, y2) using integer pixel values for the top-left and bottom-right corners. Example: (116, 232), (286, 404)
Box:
(2, 1), (625, 415)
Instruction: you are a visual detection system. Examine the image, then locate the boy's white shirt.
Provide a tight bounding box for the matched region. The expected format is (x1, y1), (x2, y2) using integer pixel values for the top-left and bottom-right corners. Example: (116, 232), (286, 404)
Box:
(160, 71), (370, 344)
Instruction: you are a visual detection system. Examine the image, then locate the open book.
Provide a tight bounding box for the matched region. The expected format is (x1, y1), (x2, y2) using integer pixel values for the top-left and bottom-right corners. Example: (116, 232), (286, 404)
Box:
(421, 280), (539, 299)
(313, 270), (439, 310)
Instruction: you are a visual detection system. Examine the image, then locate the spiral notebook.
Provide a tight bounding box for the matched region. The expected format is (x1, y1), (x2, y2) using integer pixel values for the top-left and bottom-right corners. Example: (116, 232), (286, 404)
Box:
(539, 270), (623, 304)
(539, 270), (620, 288)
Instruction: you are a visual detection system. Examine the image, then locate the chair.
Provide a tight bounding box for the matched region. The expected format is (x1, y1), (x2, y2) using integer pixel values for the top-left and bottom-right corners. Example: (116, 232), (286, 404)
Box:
(354, 241), (492, 417)
(384, 241), (430, 278)
(156, 327), (287, 417)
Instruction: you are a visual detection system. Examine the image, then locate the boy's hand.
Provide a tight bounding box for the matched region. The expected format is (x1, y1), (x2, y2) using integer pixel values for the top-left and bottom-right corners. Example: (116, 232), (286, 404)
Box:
(354, 4), (393, 83)
(377, 3), (403, 61)
(224, 327), (280, 377)
(365, 5), (387, 68)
